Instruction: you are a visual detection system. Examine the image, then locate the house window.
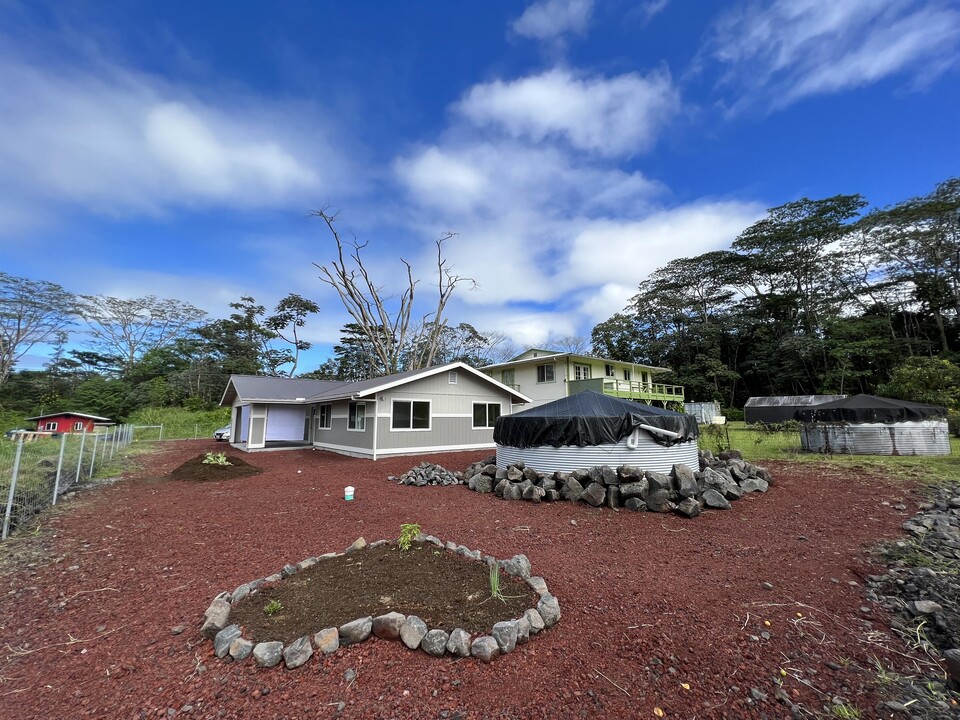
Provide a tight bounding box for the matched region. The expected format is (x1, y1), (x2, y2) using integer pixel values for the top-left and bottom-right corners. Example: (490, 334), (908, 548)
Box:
(604, 364), (615, 377)
(573, 364), (591, 380)
(472, 402), (502, 428)
(623, 369), (632, 382)
(448, 370), (458, 384)
(391, 400), (431, 430)
(318, 404), (332, 430)
(44, 421), (58, 431)
(348, 402), (366, 431)
(502, 369), (515, 386)
(536, 363), (555, 383)
(73, 421), (84, 431)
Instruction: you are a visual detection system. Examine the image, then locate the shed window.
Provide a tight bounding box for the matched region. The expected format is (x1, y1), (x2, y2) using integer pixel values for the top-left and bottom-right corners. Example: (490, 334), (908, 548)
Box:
(604, 364), (615, 377)
(348, 402), (366, 431)
(318, 404), (332, 430)
(73, 421), (84, 431)
(536, 364), (555, 383)
(44, 421), (58, 431)
(392, 400), (430, 430)
(473, 403), (501, 429)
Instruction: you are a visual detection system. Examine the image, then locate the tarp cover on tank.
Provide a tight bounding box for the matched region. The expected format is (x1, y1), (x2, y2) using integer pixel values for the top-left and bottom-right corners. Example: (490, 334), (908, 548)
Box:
(494, 391), (699, 449)
(793, 394), (947, 424)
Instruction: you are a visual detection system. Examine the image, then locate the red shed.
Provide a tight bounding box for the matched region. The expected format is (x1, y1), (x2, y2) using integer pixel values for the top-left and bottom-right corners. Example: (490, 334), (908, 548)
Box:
(24, 412), (111, 434)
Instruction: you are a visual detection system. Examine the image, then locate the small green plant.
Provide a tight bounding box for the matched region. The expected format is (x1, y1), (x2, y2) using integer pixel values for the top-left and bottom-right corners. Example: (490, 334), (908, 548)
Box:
(202, 451), (232, 466)
(484, 564), (522, 604)
(263, 599), (283, 616)
(398, 523), (421, 551)
(830, 703), (861, 719)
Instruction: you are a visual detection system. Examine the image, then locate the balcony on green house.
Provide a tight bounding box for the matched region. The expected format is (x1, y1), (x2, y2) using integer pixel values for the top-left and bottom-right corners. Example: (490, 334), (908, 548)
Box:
(568, 378), (685, 406)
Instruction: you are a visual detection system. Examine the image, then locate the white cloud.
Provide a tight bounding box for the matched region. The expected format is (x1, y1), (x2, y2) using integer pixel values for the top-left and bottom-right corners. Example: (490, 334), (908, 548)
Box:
(562, 201), (765, 289)
(456, 68), (680, 157)
(705, 0), (960, 109)
(512, 0), (594, 41)
(0, 53), (347, 233)
(637, 0), (670, 24)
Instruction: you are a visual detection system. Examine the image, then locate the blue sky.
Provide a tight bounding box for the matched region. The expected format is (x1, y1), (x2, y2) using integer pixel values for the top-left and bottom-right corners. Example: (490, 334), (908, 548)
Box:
(3, 0), (959, 373)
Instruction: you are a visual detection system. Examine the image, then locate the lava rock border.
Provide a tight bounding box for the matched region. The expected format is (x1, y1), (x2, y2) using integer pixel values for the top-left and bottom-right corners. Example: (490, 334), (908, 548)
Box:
(463, 449), (775, 517)
(199, 535), (560, 669)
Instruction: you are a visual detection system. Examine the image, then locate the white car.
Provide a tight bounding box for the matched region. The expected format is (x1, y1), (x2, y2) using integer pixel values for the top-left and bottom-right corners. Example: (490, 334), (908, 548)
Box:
(214, 426), (231, 442)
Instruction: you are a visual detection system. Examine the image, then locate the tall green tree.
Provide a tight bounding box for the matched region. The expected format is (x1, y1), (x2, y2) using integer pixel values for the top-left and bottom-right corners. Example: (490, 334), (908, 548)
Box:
(77, 294), (205, 375)
(264, 293), (321, 377)
(0, 273), (75, 387)
(858, 178), (960, 352)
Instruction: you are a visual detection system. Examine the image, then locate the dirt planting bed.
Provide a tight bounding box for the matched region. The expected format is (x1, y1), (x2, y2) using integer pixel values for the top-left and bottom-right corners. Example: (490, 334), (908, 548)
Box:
(169, 452), (261, 481)
(230, 543), (535, 643)
(0, 441), (948, 719)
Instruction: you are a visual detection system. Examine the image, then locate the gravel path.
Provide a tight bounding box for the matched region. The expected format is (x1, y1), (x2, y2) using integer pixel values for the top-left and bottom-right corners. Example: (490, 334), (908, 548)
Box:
(0, 441), (934, 719)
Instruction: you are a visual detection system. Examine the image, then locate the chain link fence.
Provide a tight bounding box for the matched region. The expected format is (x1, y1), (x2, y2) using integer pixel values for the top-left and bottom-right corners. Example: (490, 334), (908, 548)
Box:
(0, 425), (134, 540)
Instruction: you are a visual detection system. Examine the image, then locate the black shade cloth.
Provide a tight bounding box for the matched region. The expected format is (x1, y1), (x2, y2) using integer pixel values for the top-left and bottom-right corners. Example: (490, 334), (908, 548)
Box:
(494, 391), (699, 449)
(793, 394), (947, 424)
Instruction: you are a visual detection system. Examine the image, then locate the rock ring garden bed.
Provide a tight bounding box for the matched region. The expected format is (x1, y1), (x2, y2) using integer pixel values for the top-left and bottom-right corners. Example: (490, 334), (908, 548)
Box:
(200, 534), (561, 669)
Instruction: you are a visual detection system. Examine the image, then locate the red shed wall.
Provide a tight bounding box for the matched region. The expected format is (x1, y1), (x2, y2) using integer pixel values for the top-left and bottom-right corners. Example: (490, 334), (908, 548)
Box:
(33, 415), (96, 433)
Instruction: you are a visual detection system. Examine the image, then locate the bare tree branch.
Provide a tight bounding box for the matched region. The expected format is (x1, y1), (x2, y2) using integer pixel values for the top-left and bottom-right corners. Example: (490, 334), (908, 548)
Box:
(312, 210), (471, 374)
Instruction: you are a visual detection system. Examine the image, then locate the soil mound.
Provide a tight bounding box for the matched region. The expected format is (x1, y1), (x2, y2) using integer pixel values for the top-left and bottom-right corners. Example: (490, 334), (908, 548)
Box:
(169, 453), (261, 482)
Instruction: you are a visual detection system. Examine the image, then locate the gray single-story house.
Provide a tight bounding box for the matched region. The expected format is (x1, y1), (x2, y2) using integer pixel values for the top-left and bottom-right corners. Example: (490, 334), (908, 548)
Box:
(219, 362), (531, 459)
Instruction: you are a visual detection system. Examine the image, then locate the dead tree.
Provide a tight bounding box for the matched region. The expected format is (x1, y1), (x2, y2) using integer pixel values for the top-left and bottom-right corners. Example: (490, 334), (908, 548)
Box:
(312, 209), (472, 375)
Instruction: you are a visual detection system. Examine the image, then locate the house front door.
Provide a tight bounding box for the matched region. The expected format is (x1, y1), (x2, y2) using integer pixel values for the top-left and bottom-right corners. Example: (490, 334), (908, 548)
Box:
(248, 404), (267, 449)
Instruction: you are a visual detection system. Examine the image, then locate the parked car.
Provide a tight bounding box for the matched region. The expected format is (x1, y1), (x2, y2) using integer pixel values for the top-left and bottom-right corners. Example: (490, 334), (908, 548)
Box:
(5, 428), (28, 439)
(214, 426), (231, 442)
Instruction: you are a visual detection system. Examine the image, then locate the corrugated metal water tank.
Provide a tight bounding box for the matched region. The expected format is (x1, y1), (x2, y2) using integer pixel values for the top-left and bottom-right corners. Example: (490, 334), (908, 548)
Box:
(800, 420), (950, 456)
(494, 391), (700, 474)
(496, 431), (700, 474)
(685, 401), (721, 424)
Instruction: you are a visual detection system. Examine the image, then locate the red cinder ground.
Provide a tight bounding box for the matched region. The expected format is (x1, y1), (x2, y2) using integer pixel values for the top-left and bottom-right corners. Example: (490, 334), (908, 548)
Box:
(0, 441), (929, 719)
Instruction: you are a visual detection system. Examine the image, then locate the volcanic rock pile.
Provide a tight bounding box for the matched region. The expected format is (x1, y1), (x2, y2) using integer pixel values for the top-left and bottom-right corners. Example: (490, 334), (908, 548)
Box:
(390, 462), (463, 487)
(869, 486), (960, 698)
(464, 450), (774, 518)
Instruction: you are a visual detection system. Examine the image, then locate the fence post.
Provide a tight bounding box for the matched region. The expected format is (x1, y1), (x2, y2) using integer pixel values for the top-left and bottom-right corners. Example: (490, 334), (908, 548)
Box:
(74, 431), (87, 485)
(52, 433), (68, 505)
(159, 424), (164, 441)
(2, 437), (24, 540)
(89, 433), (99, 476)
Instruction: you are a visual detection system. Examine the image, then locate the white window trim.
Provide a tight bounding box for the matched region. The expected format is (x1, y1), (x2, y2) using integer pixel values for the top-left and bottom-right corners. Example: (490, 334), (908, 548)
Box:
(317, 404), (332, 430)
(390, 398), (432, 432)
(605, 364), (615, 377)
(44, 421), (58, 431)
(348, 402), (367, 432)
(448, 370), (458, 384)
(573, 364), (591, 381)
(472, 402), (502, 429)
(536, 363), (556, 384)
(73, 421), (84, 431)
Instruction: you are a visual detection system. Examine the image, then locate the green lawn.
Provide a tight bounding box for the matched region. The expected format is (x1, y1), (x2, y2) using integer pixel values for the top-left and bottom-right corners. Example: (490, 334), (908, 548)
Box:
(702, 421), (960, 486)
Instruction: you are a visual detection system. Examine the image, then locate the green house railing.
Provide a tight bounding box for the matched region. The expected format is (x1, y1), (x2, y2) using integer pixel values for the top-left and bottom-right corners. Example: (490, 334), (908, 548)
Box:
(568, 378), (684, 405)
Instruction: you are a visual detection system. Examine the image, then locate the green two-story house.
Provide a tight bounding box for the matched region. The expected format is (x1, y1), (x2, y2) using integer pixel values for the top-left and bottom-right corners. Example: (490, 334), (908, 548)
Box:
(481, 349), (683, 411)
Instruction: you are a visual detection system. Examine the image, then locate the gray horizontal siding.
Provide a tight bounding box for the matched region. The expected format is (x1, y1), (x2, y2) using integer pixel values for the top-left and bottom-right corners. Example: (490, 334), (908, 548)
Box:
(313, 399), (373, 453)
(377, 416), (495, 451)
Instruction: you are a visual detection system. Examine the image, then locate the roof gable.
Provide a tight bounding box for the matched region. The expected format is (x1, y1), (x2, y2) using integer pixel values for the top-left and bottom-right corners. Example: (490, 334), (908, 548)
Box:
(221, 363), (532, 407)
(24, 411), (111, 422)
